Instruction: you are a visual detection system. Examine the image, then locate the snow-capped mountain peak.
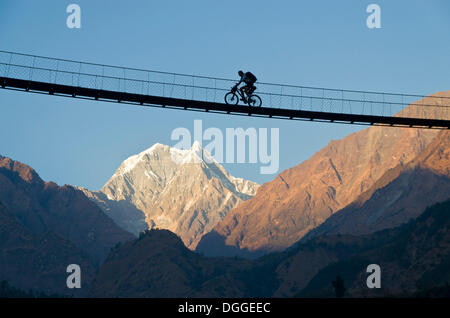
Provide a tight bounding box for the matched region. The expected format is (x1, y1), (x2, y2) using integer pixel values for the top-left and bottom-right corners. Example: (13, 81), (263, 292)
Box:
(89, 141), (259, 249)
(116, 143), (166, 175)
(169, 140), (217, 165)
(115, 141), (220, 179)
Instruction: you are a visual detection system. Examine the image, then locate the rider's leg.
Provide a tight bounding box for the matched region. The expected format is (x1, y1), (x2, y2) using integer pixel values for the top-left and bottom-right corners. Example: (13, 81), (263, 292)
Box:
(248, 84), (255, 95)
(240, 86), (248, 102)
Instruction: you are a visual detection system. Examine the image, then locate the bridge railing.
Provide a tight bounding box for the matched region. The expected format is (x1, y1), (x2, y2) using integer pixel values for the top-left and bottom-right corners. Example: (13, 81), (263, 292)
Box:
(1, 50), (449, 121)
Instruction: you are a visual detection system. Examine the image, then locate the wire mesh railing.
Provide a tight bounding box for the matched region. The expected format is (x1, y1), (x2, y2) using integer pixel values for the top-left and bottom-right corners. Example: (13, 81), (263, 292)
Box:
(1, 50), (449, 121)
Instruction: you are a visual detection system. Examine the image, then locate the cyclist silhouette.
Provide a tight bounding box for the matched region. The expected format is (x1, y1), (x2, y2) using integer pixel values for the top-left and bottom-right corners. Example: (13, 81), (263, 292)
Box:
(234, 70), (257, 103)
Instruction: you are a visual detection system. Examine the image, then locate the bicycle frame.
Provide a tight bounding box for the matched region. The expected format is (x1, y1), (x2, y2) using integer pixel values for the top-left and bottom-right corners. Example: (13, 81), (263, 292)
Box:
(226, 84), (262, 107)
(232, 84), (251, 101)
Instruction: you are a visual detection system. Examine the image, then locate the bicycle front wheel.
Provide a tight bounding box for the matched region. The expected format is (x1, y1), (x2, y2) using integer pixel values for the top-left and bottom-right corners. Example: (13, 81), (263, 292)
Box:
(248, 95), (262, 107)
(225, 92), (239, 105)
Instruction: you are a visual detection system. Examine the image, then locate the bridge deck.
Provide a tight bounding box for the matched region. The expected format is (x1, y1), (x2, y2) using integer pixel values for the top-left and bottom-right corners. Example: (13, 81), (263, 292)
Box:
(0, 50), (449, 129)
(1, 76), (449, 129)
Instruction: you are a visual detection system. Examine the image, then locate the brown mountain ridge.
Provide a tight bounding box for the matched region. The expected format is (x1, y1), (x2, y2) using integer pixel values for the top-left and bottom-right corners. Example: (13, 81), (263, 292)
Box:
(0, 155), (137, 294)
(302, 130), (450, 240)
(197, 92), (450, 257)
(89, 197), (450, 297)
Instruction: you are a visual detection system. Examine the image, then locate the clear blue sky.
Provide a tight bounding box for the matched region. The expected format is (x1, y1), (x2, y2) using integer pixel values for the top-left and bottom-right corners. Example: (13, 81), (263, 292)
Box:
(0, 0), (449, 190)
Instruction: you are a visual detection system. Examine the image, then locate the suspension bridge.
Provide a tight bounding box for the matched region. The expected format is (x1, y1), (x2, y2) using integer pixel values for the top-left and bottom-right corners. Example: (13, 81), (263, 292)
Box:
(0, 50), (449, 129)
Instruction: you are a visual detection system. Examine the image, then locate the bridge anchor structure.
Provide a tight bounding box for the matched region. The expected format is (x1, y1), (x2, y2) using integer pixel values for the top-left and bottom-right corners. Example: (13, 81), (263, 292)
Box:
(1, 50), (449, 129)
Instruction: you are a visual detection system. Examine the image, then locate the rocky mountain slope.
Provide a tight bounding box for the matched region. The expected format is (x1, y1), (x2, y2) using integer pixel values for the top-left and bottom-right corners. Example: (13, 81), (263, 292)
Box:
(303, 130), (450, 240)
(0, 155), (134, 265)
(78, 189), (148, 238)
(197, 92), (450, 257)
(296, 199), (450, 297)
(81, 141), (259, 249)
(89, 198), (450, 297)
(0, 200), (96, 296)
(89, 229), (255, 297)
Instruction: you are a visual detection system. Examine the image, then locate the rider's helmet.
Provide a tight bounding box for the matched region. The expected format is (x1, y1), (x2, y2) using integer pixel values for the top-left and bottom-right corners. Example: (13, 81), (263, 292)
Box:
(238, 70), (244, 77)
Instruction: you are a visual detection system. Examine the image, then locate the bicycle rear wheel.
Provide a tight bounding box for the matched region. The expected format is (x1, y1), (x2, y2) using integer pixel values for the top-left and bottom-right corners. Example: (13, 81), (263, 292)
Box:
(225, 92), (239, 105)
(248, 94), (262, 107)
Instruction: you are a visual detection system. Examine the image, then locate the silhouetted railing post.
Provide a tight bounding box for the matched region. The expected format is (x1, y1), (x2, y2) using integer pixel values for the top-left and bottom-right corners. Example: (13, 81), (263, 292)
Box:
(76, 62), (81, 87)
(362, 92), (366, 115)
(122, 68), (126, 92)
(52, 60), (57, 84)
(101, 65), (105, 90)
(147, 71), (150, 95)
(5, 53), (12, 78)
(29, 56), (35, 81)
(191, 76), (194, 100)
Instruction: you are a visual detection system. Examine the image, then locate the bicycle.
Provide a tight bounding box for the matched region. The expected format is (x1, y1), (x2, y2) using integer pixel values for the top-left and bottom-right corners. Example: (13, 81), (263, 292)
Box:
(224, 85), (262, 107)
